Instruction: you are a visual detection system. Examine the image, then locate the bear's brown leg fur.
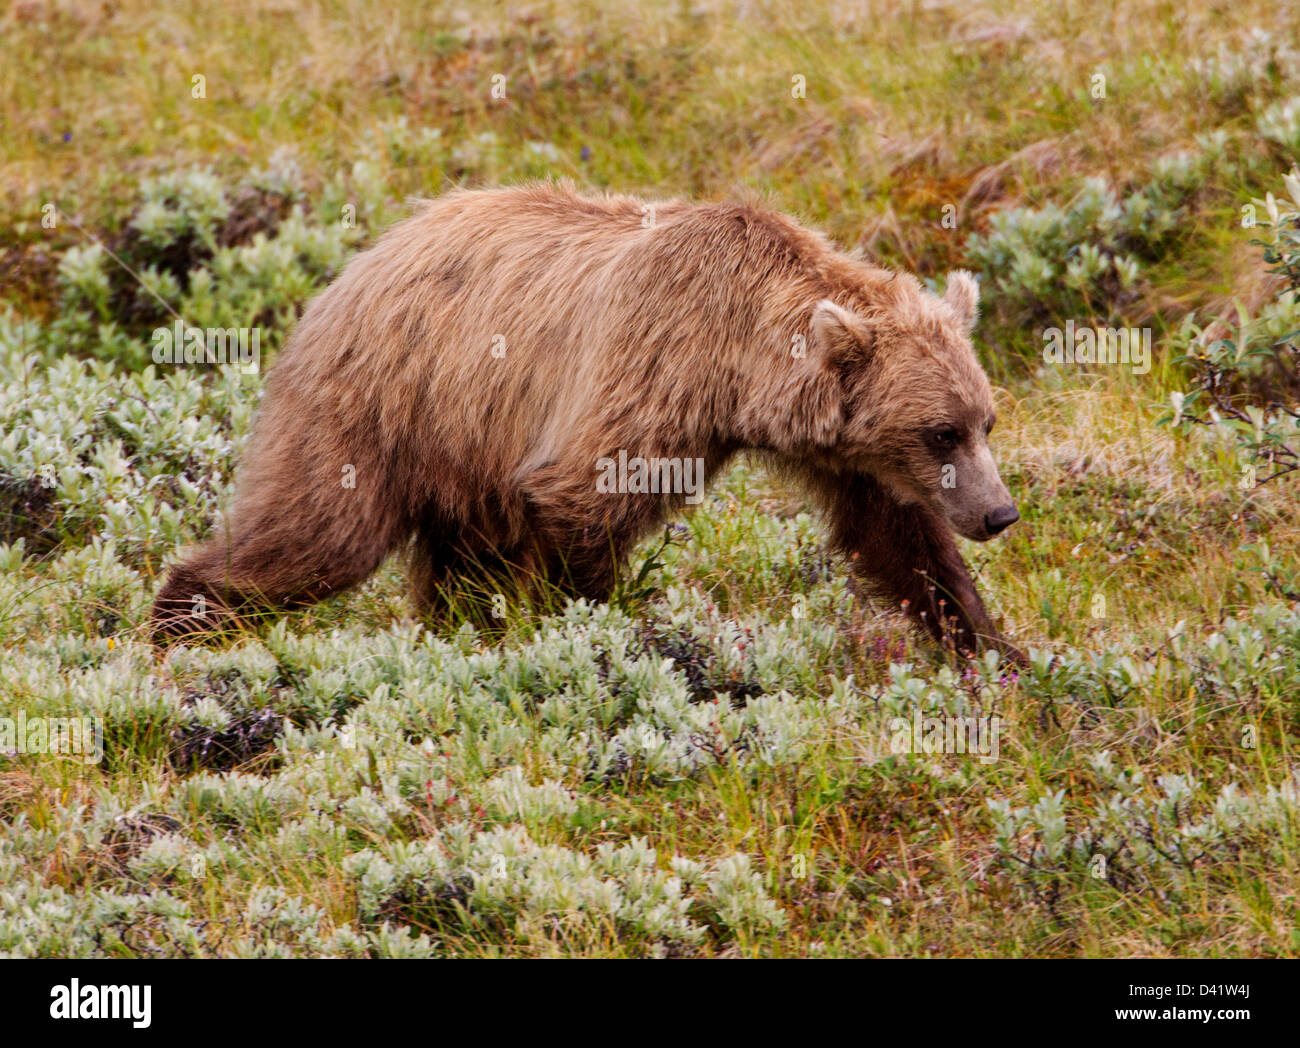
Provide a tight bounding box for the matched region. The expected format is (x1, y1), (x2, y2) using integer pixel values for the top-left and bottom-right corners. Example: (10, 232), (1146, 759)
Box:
(409, 533), (536, 626)
(408, 522), (468, 620)
(152, 496), (411, 643)
(816, 472), (1024, 664)
(518, 464), (666, 604)
(407, 497), (612, 625)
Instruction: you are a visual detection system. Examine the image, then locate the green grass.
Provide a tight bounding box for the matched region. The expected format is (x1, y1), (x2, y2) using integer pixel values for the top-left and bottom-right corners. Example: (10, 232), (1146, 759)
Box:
(1, 0), (1300, 957)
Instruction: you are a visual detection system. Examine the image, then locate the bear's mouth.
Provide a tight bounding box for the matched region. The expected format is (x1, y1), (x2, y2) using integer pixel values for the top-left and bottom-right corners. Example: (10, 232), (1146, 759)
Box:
(957, 522), (997, 543)
(951, 506), (1019, 543)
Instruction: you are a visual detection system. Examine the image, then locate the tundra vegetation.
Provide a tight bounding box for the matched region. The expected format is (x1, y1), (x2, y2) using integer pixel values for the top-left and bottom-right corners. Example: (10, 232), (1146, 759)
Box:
(1, 0), (1299, 957)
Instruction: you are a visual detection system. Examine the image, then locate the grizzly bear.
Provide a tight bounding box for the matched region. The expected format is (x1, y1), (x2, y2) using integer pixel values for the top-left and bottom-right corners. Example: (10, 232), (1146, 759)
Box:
(152, 183), (1022, 661)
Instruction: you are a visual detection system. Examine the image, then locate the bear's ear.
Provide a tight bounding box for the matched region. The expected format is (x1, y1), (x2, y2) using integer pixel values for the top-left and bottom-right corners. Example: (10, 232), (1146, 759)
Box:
(780, 299), (871, 449)
(738, 300), (868, 453)
(810, 299), (873, 367)
(943, 270), (980, 332)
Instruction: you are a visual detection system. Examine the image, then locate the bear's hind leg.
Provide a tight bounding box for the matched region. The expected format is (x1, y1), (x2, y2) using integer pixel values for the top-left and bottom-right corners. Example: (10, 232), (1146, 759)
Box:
(152, 498), (410, 643)
(408, 527), (520, 626)
(521, 500), (648, 608)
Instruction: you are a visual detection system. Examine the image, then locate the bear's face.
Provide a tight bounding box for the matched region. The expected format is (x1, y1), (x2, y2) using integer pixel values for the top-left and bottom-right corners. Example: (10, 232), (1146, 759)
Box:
(806, 272), (1019, 542)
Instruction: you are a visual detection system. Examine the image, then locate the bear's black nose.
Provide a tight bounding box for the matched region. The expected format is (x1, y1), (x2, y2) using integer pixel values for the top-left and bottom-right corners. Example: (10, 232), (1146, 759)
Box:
(984, 504), (1019, 535)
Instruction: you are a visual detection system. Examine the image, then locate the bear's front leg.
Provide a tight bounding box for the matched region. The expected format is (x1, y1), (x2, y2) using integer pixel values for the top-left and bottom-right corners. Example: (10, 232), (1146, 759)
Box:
(816, 472), (1025, 665)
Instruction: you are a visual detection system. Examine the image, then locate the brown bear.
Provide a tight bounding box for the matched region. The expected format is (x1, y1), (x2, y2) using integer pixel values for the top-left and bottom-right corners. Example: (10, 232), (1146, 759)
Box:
(152, 182), (1022, 661)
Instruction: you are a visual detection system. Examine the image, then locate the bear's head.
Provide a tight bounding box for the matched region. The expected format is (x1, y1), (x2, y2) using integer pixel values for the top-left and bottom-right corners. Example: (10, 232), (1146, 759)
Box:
(791, 270), (1019, 542)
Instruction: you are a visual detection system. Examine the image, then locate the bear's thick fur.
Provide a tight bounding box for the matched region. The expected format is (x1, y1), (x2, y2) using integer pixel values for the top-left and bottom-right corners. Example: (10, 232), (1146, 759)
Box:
(153, 183), (1021, 659)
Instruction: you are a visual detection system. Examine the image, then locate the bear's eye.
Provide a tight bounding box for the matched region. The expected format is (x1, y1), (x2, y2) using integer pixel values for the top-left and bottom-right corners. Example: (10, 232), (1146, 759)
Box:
(927, 427), (961, 448)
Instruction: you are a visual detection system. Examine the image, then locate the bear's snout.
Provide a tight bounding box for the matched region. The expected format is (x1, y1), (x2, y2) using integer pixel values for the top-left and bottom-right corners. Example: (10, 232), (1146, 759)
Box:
(983, 504), (1020, 536)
